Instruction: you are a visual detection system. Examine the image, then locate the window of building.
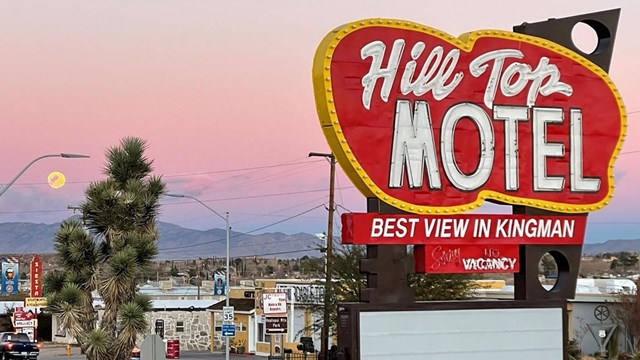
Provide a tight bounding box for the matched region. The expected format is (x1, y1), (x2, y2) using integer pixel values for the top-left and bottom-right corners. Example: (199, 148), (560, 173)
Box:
(258, 323), (271, 343)
(215, 326), (222, 332)
(176, 321), (184, 333)
(236, 322), (247, 332)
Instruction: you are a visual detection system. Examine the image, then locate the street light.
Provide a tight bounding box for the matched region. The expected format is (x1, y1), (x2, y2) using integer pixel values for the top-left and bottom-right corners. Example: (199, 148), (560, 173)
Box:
(165, 193), (230, 360)
(308, 152), (336, 360)
(0, 153), (90, 198)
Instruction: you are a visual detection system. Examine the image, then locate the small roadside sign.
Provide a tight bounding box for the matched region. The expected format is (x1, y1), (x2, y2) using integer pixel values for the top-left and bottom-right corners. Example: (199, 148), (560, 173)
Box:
(24, 297), (48, 307)
(223, 306), (234, 322)
(265, 317), (288, 334)
(262, 292), (287, 315)
(222, 324), (236, 337)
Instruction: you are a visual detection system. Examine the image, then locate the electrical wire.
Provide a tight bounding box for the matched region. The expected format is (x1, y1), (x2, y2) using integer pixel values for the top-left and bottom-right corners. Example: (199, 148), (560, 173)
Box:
(2, 158), (324, 186)
(161, 186), (355, 204)
(0, 187), (355, 214)
(158, 204), (326, 251)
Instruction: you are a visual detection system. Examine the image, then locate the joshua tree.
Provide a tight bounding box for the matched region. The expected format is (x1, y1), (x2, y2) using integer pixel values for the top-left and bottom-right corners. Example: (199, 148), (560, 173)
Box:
(44, 137), (165, 360)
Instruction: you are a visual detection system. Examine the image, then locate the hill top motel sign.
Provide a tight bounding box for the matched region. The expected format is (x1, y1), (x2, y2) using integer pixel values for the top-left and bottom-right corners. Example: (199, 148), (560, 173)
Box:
(312, 9), (624, 360)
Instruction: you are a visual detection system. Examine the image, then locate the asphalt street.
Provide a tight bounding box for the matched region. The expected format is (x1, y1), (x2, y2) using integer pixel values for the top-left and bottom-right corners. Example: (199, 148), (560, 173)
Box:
(37, 346), (270, 360)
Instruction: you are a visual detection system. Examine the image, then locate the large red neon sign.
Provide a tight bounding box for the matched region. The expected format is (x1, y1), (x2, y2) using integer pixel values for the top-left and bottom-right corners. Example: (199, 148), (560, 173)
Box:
(313, 20), (626, 214)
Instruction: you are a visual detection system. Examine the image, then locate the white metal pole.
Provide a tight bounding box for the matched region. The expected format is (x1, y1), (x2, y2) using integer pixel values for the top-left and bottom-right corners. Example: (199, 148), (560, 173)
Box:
(289, 291), (295, 343)
(225, 212), (230, 360)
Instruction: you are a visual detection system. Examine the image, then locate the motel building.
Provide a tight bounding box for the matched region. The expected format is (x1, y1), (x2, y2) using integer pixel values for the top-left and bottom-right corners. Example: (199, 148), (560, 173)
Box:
(475, 278), (637, 355)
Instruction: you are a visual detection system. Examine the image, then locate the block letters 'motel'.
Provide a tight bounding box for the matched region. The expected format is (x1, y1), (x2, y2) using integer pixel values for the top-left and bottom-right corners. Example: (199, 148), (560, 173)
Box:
(511, 9), (620, 302)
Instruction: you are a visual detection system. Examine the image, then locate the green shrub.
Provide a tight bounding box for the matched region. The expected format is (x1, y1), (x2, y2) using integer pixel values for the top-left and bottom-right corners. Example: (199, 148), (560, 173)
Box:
(568, 339), (581, 358)
(617, 352), (633, 360)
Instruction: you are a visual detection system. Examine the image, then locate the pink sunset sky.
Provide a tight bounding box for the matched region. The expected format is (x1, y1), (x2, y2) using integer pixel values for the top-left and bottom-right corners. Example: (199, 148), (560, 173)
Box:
(0, 0), (639, 256)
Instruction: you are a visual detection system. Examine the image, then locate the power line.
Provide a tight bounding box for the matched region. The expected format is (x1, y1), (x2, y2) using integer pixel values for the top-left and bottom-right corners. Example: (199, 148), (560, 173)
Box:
(161, 247), (320, 259)
(3, 158), (324, 186)
(160, 235), (322, 255)
(162, 195), (328, 229)
(227, 248), (320, 258)
(199, 162), (324, 195)
(0, 187), (355, 214)
(162, 186), (354, 204)
(165, 159), (321, 177)
(230, 195), (329, 225)
(158, 204), (326, 251)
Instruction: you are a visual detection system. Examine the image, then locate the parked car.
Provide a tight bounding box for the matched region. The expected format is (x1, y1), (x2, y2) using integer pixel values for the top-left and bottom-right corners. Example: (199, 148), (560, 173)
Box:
(0, 332), (40, 359)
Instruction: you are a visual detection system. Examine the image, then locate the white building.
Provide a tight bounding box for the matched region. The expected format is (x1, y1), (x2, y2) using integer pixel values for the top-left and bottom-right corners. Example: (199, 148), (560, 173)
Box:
(476, 278), (637, 356)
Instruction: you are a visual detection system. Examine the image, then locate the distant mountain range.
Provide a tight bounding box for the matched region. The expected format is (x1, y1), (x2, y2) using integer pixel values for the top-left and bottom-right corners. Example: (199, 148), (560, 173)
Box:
(582, 240), (640, 255)
(0, 221), (637, 259)
(0, 221), (323, 260)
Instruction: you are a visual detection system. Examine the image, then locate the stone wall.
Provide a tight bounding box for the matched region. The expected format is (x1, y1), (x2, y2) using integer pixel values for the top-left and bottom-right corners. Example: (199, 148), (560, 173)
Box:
(212, 312), (224, 350)
(147, 310), (210, 351)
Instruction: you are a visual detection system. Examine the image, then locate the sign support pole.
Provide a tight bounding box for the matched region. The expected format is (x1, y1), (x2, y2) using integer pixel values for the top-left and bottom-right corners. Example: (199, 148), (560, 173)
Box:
(34, 308), (38, 342)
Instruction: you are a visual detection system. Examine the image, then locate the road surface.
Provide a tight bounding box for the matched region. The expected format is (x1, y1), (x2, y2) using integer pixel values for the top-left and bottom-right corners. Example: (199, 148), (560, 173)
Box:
(38, 345), (270, 359)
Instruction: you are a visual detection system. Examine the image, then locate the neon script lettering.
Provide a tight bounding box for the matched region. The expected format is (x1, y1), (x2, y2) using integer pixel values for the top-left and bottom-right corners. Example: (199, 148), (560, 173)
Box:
(360, 39), (572, 110)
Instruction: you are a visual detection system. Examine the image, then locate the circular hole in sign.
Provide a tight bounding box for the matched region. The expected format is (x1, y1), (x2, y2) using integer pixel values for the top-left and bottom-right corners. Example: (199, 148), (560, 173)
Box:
(571, 22), (599, 55)
(538, 252), (558, 291)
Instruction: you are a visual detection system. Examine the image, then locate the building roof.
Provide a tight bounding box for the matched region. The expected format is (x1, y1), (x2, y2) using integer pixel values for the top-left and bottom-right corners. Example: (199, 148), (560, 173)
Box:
(91, 299), (219, 311)
(151, 300), (219, 311)
(208, 298), (256, 312)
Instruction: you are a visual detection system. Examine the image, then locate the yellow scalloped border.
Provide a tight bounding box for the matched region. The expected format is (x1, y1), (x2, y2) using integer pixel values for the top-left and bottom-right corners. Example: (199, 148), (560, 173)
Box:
(312, 18), (627, 215)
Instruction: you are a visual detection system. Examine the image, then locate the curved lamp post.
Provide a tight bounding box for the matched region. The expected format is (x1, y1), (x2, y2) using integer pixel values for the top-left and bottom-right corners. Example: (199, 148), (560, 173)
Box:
(166, 193), (230, 360)
(0, 153), (90, 198)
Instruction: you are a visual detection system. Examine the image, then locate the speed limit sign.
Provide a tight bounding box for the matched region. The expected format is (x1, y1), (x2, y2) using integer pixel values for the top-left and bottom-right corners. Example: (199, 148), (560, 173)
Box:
(223, 306), (234, 323)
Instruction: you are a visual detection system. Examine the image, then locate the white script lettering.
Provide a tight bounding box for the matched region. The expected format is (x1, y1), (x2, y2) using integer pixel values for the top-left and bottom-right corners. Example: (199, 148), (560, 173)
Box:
(361, 39), (463, 110)
(360, 41), (573, 110)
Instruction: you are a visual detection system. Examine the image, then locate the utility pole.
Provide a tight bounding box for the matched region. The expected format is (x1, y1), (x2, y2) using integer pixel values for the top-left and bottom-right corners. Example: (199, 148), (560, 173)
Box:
(309, 152), (336, 360)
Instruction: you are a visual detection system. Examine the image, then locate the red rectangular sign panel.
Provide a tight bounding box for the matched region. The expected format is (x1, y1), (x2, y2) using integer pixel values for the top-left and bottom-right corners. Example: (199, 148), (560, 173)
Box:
(342, 213), (587, 245)
(414, 244), (520, 274)
(29, 255), (42, 298)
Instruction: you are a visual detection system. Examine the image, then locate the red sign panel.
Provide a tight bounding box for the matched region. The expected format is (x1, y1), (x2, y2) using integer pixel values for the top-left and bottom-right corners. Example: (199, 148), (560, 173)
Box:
(342, 213), (587, 245)
(414, 244), (520, 274)
(30, 255), (42, 298)
(13, 307), (35, 322)
(313, 20), (626, 214)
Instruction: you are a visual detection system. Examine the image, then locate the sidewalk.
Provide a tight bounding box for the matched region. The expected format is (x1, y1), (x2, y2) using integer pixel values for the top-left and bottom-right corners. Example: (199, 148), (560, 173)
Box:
(38, 343), (85, 360)
(39, 343), (78, 356)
